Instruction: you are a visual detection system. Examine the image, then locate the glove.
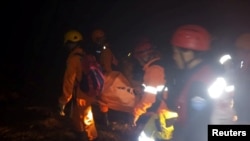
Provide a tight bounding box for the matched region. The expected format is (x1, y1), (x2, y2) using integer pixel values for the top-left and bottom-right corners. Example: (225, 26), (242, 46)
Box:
(58, 104), (66, 116)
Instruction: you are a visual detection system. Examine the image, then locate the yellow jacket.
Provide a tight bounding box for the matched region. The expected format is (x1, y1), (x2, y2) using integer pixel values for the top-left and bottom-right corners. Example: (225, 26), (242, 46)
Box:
(138, 109), (178, 140)
(59, 47), (96, 106)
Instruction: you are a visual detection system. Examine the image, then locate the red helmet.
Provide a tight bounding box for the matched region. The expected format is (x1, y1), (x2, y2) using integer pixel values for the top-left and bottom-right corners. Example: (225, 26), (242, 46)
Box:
(133, 38), (154, 58)
(171, 24), (211, 51)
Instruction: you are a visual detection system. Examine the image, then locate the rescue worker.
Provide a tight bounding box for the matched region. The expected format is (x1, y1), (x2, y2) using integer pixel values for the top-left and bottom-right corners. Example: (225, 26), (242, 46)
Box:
(208, 43), (238, 125)
(132, 39), (178, 141)
(170, 24), (235, 141)
(87, 28), (118, 75)
(86, 28), (119, 124)
(58, 30), (99, 141)
(234, 33), (250, 124)
(212, 52), (237, 125)
(121, 37), (151, 99)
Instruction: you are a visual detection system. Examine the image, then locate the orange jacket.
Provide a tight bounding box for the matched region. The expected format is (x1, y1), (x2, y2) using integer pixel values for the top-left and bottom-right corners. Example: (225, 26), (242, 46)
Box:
(58, 47), (96, 106)
(133, 57), (167, 119)
(100, 44), (118, 74)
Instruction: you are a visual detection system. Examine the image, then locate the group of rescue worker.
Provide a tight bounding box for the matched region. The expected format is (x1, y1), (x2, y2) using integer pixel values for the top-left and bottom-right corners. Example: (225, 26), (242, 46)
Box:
(57, 25), (250, 141)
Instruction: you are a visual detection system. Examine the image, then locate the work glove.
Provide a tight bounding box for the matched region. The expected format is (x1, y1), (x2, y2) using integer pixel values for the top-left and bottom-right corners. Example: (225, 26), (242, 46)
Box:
(58, 104), (66, 116)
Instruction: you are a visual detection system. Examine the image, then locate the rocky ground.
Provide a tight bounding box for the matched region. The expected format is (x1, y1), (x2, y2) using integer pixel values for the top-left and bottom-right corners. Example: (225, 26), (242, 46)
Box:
(0, 82), (139, 141)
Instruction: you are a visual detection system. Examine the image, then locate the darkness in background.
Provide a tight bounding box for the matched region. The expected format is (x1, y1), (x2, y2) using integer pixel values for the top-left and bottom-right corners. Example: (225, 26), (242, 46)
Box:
(2, 0), (250, 105)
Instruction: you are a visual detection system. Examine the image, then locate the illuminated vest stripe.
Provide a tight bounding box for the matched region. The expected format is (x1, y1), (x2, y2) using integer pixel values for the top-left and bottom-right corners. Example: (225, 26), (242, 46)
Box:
(142, 84), (168, 94)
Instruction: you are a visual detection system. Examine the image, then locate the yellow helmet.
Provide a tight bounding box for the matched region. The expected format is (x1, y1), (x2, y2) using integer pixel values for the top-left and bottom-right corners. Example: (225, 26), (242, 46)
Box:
(64, 30), (83, 44)
(91, 29), (105, 43)
(235, 33), (250, 50)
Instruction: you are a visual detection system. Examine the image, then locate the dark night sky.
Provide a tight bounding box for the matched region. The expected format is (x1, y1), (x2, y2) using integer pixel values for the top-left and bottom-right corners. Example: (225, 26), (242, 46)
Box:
(3, 0), (250, 91)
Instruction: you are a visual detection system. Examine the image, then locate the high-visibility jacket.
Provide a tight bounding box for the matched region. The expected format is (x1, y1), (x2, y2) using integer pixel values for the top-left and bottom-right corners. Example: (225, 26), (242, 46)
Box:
(58, 47), (98, 140)
(135, 57), (179, 140)
(58, 47), (97, 105)
(133, 57), (167, 120)
(138, 109), (178, 141)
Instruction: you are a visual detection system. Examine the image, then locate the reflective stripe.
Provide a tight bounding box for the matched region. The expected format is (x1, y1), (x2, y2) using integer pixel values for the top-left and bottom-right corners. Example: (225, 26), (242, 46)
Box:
(144, 85), (157, 94)
(219, 54), (232, 64)
(138, 131), (155, 141)
(208, 77), (235, 99)
(240, 61), (244, 68)
(142, 84), (168, 95)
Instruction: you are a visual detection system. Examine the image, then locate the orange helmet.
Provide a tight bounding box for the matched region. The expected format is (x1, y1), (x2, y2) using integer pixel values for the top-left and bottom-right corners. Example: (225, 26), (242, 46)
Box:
(91, 29), (105, 43)
(235, 33), (250, 50)
(133, 39), (154, 58)
(171, 24), (211, 51)
(64, 30), (83, 44)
